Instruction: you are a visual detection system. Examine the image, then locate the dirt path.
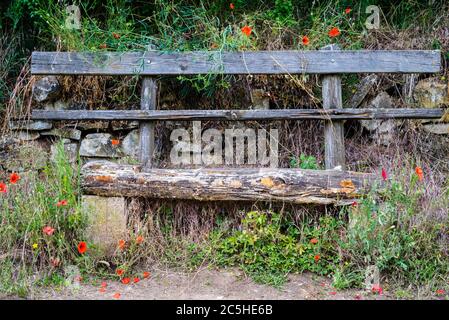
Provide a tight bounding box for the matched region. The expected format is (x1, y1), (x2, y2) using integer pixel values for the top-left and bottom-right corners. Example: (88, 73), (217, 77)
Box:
(28, 268), (391, 300)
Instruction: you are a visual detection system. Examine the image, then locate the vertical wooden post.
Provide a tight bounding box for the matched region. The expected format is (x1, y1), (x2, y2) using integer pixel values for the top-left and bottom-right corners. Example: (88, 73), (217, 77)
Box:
(321, 44), (345, 170)
(140, 77), (157, 168)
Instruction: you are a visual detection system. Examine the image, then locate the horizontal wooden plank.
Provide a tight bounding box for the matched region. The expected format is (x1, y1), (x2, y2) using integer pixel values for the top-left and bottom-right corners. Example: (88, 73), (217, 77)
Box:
(30, 108), (445, 121)
(31, 50), (441, 75)
(81, 161), (377, 205)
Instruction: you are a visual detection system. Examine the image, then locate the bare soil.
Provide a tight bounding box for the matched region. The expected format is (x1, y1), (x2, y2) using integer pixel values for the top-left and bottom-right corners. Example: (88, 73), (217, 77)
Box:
(27, 268), (392, 300)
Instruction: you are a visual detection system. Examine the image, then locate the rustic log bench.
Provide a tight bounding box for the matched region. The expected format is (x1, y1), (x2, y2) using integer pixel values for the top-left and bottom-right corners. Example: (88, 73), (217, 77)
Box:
(29, 47), (442, 205)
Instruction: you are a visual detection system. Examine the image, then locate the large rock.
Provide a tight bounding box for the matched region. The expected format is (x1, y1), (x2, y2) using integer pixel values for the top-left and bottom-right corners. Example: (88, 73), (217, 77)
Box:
(32, 76), (61, 102)
(423, 123), (449, 134)
(82, 195), (127, 257)
(41, 128), (82, 140)
(50, 141), (79, 163)
(9, 120), (52, 131)
(413, 77), (449, 108)
(360, 92), (399, 146)
(79, 133), (124, 158)
(122, 129), (140, 158)
(350, 74), (379, 108)
(3, 141), (48, 172)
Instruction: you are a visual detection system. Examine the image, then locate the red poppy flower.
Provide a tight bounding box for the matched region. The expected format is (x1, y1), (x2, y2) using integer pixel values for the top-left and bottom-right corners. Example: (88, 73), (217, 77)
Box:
(113, 292), (121, 299)
(314, 254), (321, 262)
(57, 199), (68, 207)
(99, 43), (107, 49)
(101, 281), (107, 288)
(241, 26), (252, 36)
(345, 7), (351, 14)
(121, 277), (130, 284)
(351, 201), (358, 207)
(118, 239), (126, 250)
(42, 225), (55, 236)
(111, 139), (120, 146)
(329, 291), (337, 295)
(371, 284), (383, 295)
(136, 235), (144, 244)
(0, 182), (7, 193)
(133, 277), (140, 284)
(116, 269), (124, 276)
(415, 166), (424, 181)
(99, 287), (106, 293)
(381, 168), (388, 181)
(10, 172), (20, 184)
(112, 32), (120, 39)
(310, 238), (318, 244)
(328, 27), (340, 38)
(302, 35), (310, 46)
(143, 271), (151, 279)
(230, 3), (235, 10)
(77, 241), (87, 254)
(436, 289), (445, 295)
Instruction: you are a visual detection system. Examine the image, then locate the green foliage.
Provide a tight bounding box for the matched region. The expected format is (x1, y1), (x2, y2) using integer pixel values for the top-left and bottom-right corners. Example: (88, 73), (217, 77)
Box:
(0, 142), (90, 295)
(209, 211), (343, 287)
(289, 154), (319, 169)
(335, 171), (449, 289)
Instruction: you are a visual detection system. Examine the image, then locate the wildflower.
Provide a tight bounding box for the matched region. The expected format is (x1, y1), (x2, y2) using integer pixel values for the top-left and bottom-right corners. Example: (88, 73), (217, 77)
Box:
(116, 269), (124, 276)
(314, 254), (321, 262)
(302, 35), (310, 46)
(436, 289), (445, 295)
(121, 277), (130, 284)
(329, 291), (337, 295)
(371, 284), (383, 295)
(77, 241), (87, 254)
(230, 3), (235, 10)
(118, 239), (126, 250)
(113, 292), (121, 299)
(354, 294), (362, 300)
(133, 277), (140, 284)
(381, 168), (388, 181)
(99, 287), (106, 293)
(0, 182), (7, 193)
(99, 43), (107, 49)
(10, 172), (20, 184)
(112, 32), (120, 39)
(241, 26), (252, 36)
(136, 235), (144, 244)
(101, 282), (107, 288)
(32, 243), (38, 249)
(328, 27), (340, 37)
(351, 201), (358, 207)
(345, 7), (351, 14)
(42, 226), (55, 236)
(415, 166), (424, 181)
(57, 199), (68, 207)
(111, 139), (120, 146)
(143, 271), (151, 279)
(310, 238), (318, 244)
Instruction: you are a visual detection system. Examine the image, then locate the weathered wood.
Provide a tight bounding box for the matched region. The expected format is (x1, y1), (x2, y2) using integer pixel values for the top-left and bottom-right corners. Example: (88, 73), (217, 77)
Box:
(321, 45), (345, 170)
(81, 161), (377, 205)
(139, 77), (157, 167)
(31, 50), (441, 75)
(29, 108), (445, 121)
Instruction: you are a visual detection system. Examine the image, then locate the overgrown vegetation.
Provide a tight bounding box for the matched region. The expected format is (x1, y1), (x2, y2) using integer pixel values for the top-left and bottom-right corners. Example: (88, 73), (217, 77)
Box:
(0, 0), (448, 299)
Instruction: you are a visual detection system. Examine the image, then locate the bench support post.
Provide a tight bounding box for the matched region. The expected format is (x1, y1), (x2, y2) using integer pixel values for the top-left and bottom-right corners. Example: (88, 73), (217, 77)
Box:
(321, 44), (345, 169)
(139, 77), (157, 167)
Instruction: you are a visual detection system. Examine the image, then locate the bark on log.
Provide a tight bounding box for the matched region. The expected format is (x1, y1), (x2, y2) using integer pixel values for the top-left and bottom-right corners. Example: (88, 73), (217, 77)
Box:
(81, 161), (378, 205)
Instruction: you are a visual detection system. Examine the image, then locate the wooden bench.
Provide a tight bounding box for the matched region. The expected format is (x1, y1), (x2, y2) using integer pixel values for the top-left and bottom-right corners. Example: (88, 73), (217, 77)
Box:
(29, 48), (442, 205)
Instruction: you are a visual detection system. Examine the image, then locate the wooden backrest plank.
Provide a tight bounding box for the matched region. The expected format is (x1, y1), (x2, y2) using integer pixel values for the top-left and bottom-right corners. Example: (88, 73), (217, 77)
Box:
(31, 50), (441, 75)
